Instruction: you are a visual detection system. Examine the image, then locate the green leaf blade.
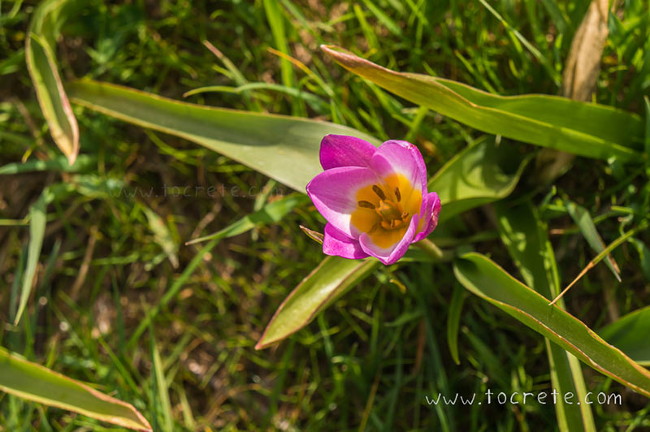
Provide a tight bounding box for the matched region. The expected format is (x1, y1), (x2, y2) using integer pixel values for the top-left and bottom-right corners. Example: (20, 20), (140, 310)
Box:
(454, 253), (650, 398)
(187, 194), (307, 245)
(599, 307), (650, 366)
(322, 45), (643, 161)
(15, 192), (47, 325)
(26, 0), (80, 163)
(255, 256), (378, 349)
(446, 285), (465, 365)
(495, 201), (595, 432)
(430, 139), (529, 222)
(566, 201), (621, 281)
(0, 347), (152, 431)
(67, 80), (379, 192)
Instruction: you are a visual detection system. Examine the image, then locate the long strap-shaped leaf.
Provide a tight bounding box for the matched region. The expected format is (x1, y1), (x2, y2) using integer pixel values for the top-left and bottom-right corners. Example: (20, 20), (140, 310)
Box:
(0, 347), (151, 431)
(599, 306), (650, 366)
(66, 80), (379, 192)
(321, 45), (643, 162)
(454, 253), (650, 398)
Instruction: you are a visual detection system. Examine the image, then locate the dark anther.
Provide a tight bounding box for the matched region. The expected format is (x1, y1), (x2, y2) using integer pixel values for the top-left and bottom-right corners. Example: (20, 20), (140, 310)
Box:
(372, 185), (386, 200)
(395, 187), (401, 202)
(358, 200), (376, 209)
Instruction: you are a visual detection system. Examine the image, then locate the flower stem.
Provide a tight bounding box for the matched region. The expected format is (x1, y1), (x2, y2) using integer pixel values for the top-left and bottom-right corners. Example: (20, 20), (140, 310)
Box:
(415, 239), (454, 261)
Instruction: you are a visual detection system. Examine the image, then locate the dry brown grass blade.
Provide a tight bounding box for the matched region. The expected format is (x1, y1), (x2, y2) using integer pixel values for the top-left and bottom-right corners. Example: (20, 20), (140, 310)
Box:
(534, 0), (611, 184)
(549, 261), (595, 306)
(562, 0), (610, 101)
(299, 225), (323, 244)
(549, 222), (646, 305)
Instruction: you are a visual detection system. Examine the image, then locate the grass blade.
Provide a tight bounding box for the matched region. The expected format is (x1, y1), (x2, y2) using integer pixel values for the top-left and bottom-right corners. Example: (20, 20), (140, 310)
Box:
(127, 195), (306, 348)
(550, 222), (647, 305)
(186, 194), (307, 245)
(263, 0), (294, 90)
(0, 155), (94, 174)
(566, 201), (621, 281)
(142, 207), (179, 269)
(14, 192), (47, 325)
(645, 96), (650, 159)
(446, 284), (465, 365)
(150, 331), (174, 432)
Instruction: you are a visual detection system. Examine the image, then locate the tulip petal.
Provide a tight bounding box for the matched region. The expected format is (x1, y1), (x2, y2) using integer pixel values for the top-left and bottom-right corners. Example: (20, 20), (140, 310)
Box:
(370, 140), (427, 195)
(413, 192), (442, 242)
(320, 134), (377, 170)
(359, 217), (418, 265)
(306, 166), (379, 237)
(322, 223), (369, 259)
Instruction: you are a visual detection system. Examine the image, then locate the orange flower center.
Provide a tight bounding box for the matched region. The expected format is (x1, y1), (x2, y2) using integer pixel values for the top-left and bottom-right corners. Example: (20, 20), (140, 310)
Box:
(351, 174), (422, 249)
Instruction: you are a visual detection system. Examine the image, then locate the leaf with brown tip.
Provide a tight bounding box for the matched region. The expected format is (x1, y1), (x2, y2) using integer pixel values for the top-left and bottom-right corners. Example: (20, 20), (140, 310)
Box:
(26, 0), (80, 163)
(321, 45), (642, 161)
(454, 253), (650, 398)
(0, 347), (152, 431)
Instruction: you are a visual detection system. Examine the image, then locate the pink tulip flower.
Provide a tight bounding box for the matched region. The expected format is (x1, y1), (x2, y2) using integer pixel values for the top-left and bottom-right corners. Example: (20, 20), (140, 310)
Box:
(306, 135), (441, 265)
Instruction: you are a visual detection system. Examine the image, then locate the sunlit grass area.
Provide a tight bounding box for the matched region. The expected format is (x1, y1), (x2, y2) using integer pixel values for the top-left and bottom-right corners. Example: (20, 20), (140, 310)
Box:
(1, 0), (650, 430)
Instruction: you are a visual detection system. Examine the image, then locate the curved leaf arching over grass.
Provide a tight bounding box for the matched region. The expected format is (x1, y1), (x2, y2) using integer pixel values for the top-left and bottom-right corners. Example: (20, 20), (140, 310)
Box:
(321, 45), (643, 162)
(66, 80), (379, 192)
(0, 347), (151, 431)
(454, 253), (650, 398)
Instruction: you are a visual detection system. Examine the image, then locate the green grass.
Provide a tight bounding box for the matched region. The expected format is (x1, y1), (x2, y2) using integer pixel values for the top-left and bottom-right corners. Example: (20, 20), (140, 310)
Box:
(1, 0), (650, 430)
